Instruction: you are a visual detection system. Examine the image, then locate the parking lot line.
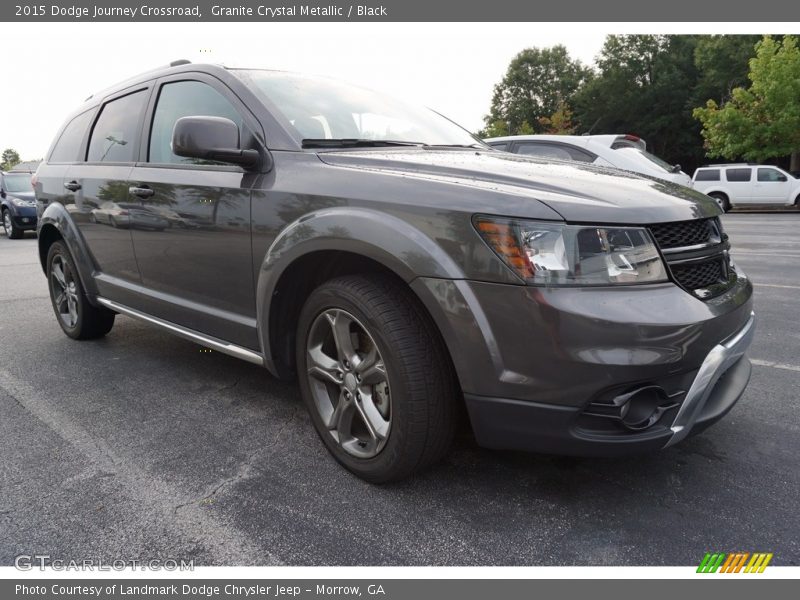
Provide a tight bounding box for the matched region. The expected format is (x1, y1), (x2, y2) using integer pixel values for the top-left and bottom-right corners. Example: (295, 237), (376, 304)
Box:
(751, 359), (800, 373)
(753, 283), (800, 290)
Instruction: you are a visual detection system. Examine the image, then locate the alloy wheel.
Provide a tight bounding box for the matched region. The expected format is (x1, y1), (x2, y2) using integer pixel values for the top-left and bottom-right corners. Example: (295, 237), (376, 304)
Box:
(305, 308), (392, 459)
(3, 211), (11, 236)
(50, 255), (79, 328)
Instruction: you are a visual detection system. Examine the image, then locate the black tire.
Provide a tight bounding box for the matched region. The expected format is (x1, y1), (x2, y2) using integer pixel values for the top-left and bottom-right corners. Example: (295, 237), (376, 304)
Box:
(110, 217), (118, 228)
(3, 209), (23, 239)
(296, 274), (457, 483)
(46, 241), (115, 340)
(709, 192), (731, 213)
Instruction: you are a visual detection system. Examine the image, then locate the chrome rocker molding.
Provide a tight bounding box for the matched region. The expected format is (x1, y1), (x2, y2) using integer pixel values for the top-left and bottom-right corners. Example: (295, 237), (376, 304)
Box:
(96, 297), (265, 366)
(665, 310), (756, 447)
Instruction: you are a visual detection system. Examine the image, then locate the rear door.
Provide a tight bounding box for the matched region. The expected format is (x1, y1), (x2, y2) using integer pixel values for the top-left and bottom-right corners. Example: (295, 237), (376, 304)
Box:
(724, 167), (754, 203)
(125, 74), (260, 349)
(752, 167), (791, 203)
(64, 87), (151, 291)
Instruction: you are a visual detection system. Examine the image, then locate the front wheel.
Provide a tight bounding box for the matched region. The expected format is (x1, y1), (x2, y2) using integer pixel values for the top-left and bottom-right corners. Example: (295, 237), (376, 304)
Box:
(47, 241), (115, 340)
(709, 192), (731, 213)
(3, 209), (23, 239)
(296, 274), (457, 483)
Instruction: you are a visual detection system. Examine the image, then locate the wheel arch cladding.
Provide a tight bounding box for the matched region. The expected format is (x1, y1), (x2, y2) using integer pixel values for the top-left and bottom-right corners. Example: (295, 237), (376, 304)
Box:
(256, 208), (467, 379)
(38, 203), (99, 297)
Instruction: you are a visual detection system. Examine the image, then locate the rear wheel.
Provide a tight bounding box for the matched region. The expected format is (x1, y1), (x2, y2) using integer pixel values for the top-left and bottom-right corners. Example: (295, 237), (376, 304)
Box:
(47, 241), (115, 340)
(296, 274), (457, 483)
(2, 209), (23, 239)
(709, 192), (731, 213)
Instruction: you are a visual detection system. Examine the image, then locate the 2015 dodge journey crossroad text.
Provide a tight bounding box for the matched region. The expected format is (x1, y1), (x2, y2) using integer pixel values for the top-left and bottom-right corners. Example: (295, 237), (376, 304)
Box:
(34, 61), (755, 482)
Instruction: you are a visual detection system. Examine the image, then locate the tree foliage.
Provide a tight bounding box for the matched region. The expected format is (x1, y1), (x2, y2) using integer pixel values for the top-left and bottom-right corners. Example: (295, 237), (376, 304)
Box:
(481, 45), (591, 137)
(694, 35), (800, 170)
(1, 148), (20, 171)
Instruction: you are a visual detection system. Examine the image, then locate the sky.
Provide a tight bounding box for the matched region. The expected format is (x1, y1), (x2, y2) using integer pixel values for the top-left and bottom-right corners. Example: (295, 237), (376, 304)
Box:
(0, 22), (608, 159)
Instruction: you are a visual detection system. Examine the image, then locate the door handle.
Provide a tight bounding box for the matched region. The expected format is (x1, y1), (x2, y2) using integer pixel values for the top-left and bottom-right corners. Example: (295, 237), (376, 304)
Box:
(129, 185), (155, 199)
(64, 181), (81, 192)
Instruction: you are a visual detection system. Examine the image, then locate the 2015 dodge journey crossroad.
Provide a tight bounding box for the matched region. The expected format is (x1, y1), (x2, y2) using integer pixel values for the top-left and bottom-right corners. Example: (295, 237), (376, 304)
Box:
(34, 61), (755, 482)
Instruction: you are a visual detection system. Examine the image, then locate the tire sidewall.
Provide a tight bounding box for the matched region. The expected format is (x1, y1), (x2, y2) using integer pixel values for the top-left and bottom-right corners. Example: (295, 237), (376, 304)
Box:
(296, 285), (418, 482)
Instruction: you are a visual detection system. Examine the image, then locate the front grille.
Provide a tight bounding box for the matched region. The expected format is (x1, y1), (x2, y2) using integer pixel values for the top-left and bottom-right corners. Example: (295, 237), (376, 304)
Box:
(648, 217), (734, 300)
(671, 259), (726, 290)
(649, 218), (718, 249)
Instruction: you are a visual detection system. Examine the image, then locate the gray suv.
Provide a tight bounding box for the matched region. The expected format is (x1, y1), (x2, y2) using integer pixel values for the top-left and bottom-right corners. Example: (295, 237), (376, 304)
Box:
(34, 62), (755, 482)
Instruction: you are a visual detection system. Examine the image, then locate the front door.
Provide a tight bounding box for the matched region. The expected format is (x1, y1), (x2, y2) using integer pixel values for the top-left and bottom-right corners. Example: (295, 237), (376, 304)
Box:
(126, 77), (259, 349)
(753, 167), (791, 203)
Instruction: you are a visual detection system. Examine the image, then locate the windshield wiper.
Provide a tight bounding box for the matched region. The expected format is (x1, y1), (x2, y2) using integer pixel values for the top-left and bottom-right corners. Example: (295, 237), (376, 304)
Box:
(423, 143), (487, 149)
(302, 139), (425, 149)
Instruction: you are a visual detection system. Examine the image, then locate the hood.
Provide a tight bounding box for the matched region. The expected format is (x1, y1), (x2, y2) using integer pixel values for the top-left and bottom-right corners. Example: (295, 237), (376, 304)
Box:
(5, 190), (35, 202)
(317, 149), (719, 224)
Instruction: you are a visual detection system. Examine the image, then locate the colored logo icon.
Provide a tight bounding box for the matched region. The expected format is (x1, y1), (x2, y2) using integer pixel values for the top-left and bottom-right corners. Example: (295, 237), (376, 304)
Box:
(697, 552), (773, 573)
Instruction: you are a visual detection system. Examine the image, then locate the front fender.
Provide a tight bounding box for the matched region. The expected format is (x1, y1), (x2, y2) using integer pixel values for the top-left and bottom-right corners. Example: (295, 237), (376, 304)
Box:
(38, 202), (99, 297)
(255, 207), (467, 369)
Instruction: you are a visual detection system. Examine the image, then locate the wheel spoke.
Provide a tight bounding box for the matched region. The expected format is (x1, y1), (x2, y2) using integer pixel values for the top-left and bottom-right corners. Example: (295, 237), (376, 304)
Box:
(356, 392), (390, 441)
(357, 351), (387, 385)
(327, 391), (356, 436)
(52, 261), (67, 290)
(326, 310), (358, 366)
(307, 347), (342, 385)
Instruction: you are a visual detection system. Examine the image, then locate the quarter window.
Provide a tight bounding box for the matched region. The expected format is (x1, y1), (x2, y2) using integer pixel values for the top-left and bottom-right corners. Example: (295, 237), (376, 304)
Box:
(694, 169), (720, 181)
(725, 168), (752, 182)
(87, 91), (148, 163)
(517, 143), (573, 161)
(49, 110), (94, 163)
(149, 81), (243, 165)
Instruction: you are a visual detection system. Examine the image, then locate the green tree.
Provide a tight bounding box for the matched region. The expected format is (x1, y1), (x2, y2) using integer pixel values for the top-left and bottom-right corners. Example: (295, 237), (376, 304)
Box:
(693, 35), (761, 105)
(573, 35), (702, 169)
(1, 148), (20, 171)
(694, 35), (800, 171)
(481, 45), (591, 136)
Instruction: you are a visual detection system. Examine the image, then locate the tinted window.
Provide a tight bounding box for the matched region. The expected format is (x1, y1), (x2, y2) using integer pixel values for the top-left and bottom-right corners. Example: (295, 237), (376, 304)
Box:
(726, 168), (752, 182)
(49, 110), (93, 163)
(149, 81), (244, 165)
(489, 143), (508, 151)
(517, 143), (573, 161)
(87, 90), (147, 163)
(757, 168), (786, 182)
(695, 169), (720, 181)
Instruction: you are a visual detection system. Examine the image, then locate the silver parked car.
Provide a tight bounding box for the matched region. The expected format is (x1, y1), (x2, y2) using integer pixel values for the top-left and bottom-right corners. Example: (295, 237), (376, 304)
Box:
(485, 134), (693, 187)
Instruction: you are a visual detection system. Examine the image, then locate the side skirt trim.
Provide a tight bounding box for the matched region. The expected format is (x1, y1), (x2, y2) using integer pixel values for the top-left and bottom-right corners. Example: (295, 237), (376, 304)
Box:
(96, 297), (265, 366)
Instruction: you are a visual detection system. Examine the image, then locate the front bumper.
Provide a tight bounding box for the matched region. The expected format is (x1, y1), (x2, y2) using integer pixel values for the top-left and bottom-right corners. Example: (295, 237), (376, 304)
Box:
(8, 206), (38, 230)
(411, 272), (754, 455)
(464, 314), (753, 456)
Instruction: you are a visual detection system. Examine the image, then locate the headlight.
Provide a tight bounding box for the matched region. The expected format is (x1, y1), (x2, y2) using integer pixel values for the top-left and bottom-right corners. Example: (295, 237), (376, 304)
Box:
(474, 216), (668, 286)
(10, 197), (36, 208)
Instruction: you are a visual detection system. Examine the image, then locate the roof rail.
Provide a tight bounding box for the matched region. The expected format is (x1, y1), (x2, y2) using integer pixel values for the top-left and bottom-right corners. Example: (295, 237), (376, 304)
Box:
(701, 163), (756, 168)
(170, 59), (192, 67)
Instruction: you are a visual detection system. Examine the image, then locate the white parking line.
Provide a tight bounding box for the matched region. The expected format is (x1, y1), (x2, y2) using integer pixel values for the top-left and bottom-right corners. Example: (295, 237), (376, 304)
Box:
(754, 283), (800, 290)
(751, 359), (800, 373)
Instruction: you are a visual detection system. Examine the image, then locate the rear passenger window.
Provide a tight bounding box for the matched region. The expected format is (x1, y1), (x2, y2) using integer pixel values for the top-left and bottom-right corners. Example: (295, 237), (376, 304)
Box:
(726, 168), (752, 182)
(149, 80), (243, 165)
(694, 169), (720, 181)
(517, 143), (573, 161)
(49, 110), (93, 163)
(87, 90), (148, 163)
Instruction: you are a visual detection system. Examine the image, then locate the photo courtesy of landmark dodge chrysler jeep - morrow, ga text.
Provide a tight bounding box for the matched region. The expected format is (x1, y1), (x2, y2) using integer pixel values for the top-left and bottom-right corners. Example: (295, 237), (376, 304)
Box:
(33, 61), (755, 482)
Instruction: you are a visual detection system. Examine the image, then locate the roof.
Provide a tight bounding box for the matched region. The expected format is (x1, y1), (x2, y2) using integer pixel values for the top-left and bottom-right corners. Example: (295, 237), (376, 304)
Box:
(8, 160), (41, 172)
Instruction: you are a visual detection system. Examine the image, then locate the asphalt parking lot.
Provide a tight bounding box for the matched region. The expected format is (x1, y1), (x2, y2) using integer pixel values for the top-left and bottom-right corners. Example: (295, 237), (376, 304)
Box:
(0, 213), (798, 567)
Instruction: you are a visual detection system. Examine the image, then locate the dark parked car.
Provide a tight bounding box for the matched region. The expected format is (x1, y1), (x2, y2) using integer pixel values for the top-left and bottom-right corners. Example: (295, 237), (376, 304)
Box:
(1, 170), (37, 238)
(35, 62), (755, 482)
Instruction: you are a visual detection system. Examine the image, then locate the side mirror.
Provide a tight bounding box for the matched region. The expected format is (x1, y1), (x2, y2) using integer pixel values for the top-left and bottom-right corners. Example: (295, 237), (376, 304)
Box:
(172, 116), (259, 169)
(778, 174), (788, 182)
(671, 164), (681, 173)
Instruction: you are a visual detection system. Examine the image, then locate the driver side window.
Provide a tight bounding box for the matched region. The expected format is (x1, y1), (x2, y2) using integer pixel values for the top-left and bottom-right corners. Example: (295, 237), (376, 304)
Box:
(149, 80), (244, 165)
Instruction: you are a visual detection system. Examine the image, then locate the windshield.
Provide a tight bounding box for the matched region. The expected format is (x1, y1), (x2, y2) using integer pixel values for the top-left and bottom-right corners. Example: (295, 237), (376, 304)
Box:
(234, 70), (484, 148)
(613, 146), (676, 173)
(3, 174), (32, 193)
